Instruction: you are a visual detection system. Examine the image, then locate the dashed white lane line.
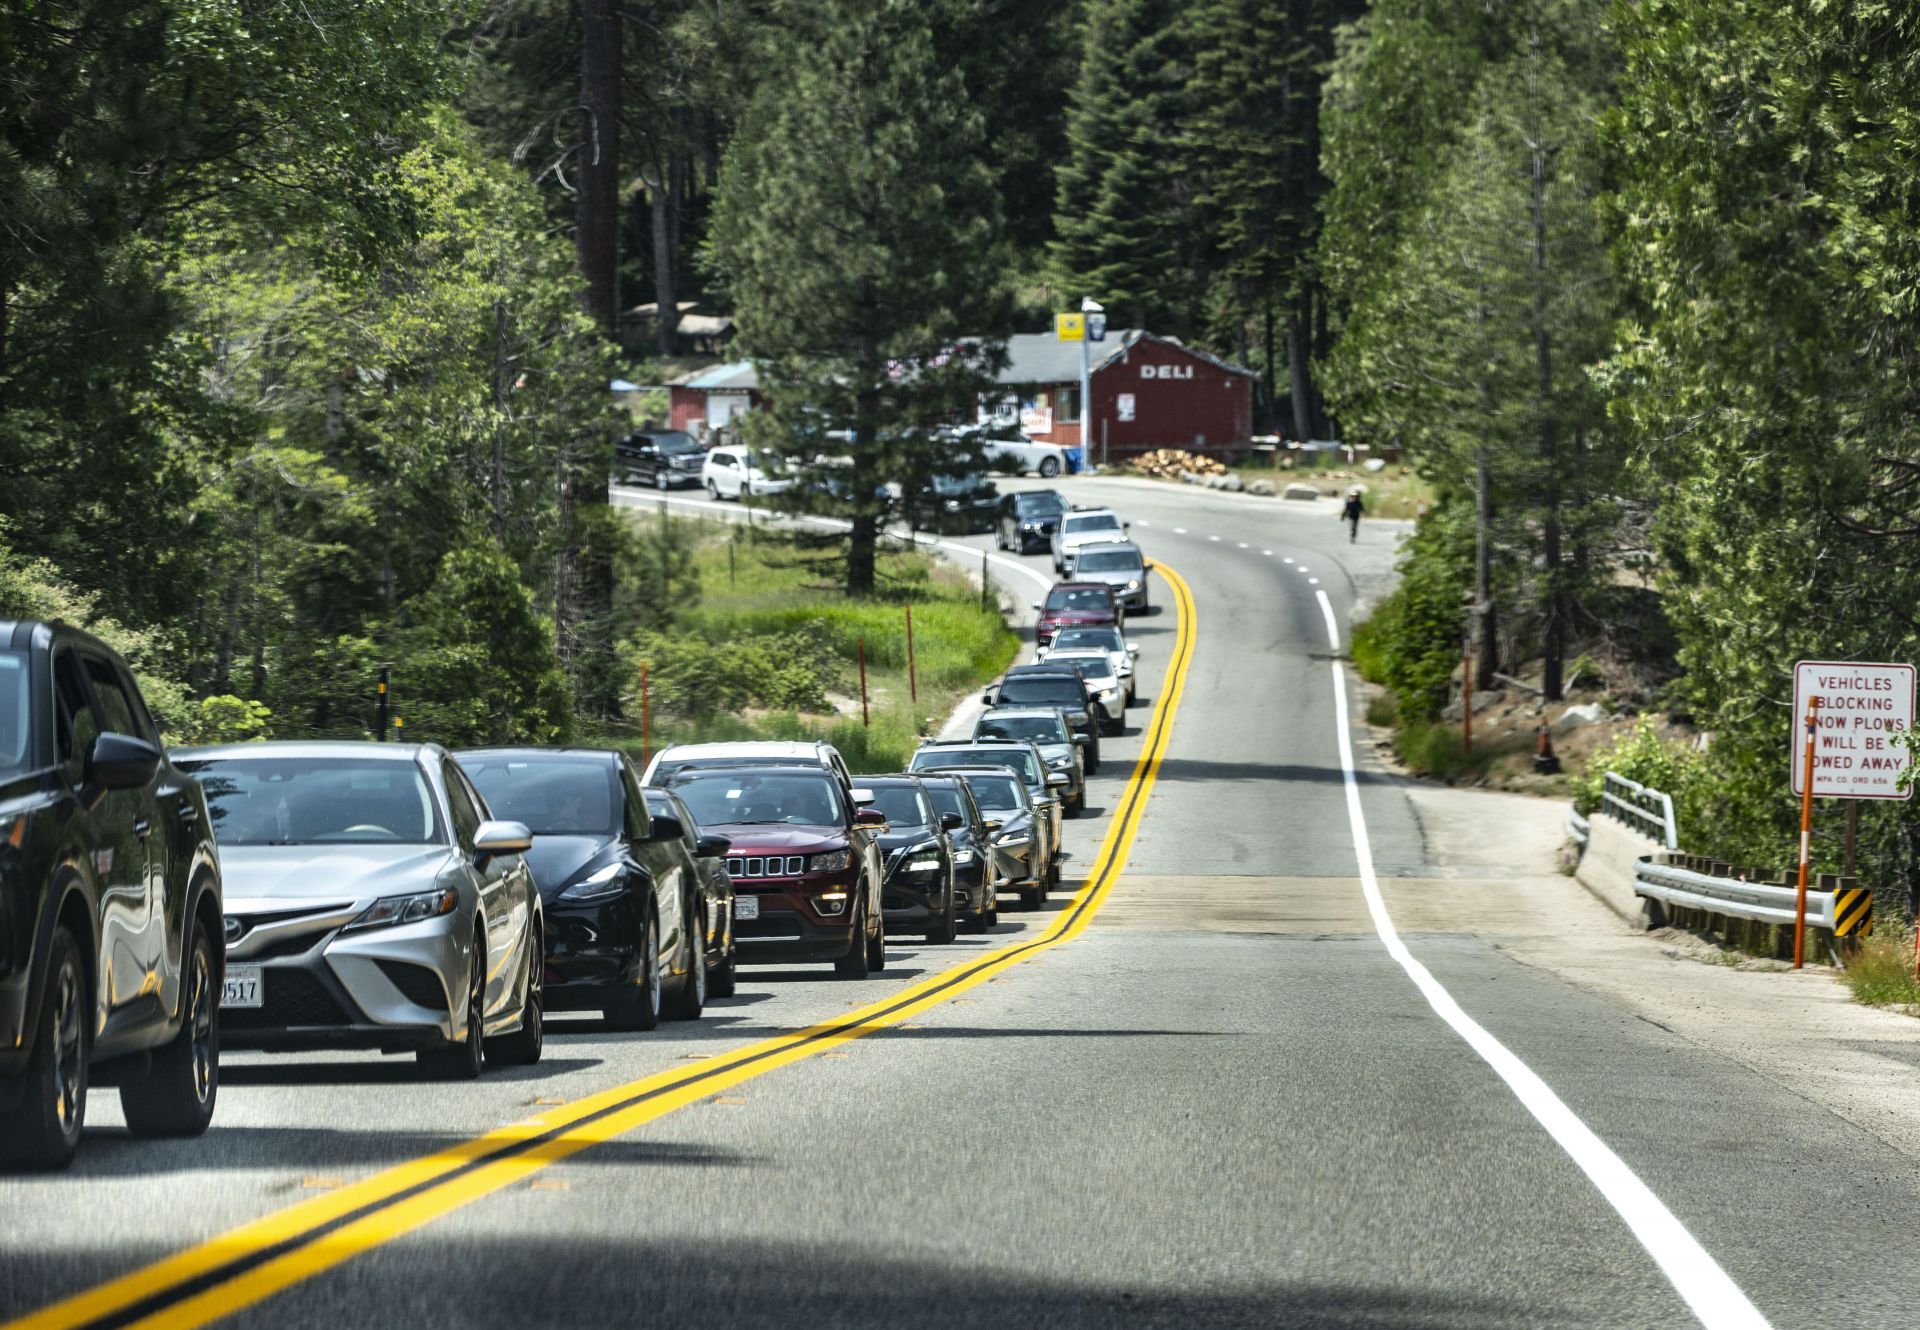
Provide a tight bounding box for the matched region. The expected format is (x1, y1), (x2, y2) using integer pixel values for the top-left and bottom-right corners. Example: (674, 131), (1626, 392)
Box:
(1314, 594), (1770, 1330)
(1208, 535), (1221, 542)
(1282, 557), (1294, 564)
(1135, 519), (1150, 527)
(1237, 542), (1249, 549)
(1173, 527), (1188, 535)
(1262, 549), (1273, 557)
(1308, 578), (1319, 585)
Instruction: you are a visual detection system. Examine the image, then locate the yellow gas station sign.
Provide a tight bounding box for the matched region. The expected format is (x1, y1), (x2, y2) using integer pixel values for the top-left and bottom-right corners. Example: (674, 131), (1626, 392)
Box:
(1055, 312), (1085, 342)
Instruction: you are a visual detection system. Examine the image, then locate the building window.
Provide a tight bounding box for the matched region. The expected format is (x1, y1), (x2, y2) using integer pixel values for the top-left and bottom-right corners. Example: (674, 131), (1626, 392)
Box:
(1056, 386), (1080, 424)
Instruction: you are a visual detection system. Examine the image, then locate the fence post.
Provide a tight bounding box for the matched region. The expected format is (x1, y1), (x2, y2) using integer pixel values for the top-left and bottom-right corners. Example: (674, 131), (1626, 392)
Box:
(857, 638), (870, 727)
(905, 605), (918, 704)
(981, 548), (990, 612)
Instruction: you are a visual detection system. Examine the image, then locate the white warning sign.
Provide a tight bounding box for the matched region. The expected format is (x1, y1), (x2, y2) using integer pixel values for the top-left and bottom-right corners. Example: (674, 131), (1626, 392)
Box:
(1791, 660), (1915, 799)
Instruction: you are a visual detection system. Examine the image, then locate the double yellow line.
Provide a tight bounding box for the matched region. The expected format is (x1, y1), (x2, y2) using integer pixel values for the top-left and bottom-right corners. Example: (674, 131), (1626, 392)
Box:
(9, 565), (1197, 1330)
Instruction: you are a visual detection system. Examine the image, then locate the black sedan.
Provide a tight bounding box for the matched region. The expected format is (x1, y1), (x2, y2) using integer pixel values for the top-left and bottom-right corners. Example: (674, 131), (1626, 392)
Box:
(994, 488), (1067, 553)
(643, 787), (738, 998)
(458, 747), (729, 1030)
(862, 777), (960, 944)
(914, 773), (1000, 930)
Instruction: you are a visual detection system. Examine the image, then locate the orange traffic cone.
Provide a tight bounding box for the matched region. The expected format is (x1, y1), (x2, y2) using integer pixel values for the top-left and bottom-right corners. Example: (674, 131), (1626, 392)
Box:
(1533, 721), (1562, 775)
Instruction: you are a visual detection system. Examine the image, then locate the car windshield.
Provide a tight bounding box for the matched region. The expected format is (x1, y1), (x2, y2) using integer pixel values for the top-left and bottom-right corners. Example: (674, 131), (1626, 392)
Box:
(1016, 492), (1066, 514)
(1053, 657), (1115, 683)
(0, 651), (27, 777)
(960, 773), (1024, 811)
(1074, 550), (1142, 572)
(924, 785), (971, 824)
(870, 785), (930, 827)
(654, 755), (820, 782)
(653, 432), (701, 455)
(1052, 627), (1125, 654)
(1045, 587), (1112, 613)
(1063, 513), (1121, 535)
(669, 771), (845, 827)
(460, 756), (616, 835)
(179, 756), (442, 846)
(976, 714), (1065, 745)
(913, 746), (1041, 785)
(997, 677), (1084, 708)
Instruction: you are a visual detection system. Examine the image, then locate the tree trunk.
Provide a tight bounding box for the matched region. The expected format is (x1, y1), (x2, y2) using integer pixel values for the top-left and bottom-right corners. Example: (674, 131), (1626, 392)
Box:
(1473, 448), (1497, 691)
(1262, 304), (1277, 433)
(491, 299), (509, 543)
(650, 171), (678, 358)
(576, 0), (621, 336)
(1284, 306), (1313, 443)
(1531, 132), (1566, 702)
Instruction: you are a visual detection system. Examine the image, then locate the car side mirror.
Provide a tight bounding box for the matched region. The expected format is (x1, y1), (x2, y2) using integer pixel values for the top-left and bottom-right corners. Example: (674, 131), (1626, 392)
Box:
(1072, 733), (1091, 746)
(694, 833), (731, 857)
(1030, 601), (1042, 611)
(939, 812), (963, 831)
(981, 818), (1002, 834)
(1064, 712), (1088, 727)
(1143, 559), (1154, 571)
(645, 813), (686, 843)
(856, 808), (888, 828)
(981, 691), (994, 704)
(1123, 520), (1131, 529)
(1128, 644), (1140, 657)
(88, 732), (162, 792)
(474, 819), (533, 860)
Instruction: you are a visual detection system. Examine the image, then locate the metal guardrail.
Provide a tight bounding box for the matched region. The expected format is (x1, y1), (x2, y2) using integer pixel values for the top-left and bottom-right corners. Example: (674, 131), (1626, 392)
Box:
(1599, 771), (1679, 850)
(1565, 808), (1590, 848)
(1633, 858), (1837, 931)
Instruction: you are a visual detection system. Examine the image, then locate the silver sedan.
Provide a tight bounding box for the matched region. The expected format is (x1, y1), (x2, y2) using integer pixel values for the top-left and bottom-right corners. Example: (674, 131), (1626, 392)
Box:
(173, 741), (544, 1079)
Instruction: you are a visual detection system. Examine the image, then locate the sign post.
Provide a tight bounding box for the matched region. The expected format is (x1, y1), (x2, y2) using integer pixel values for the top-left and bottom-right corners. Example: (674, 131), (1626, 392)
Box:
(1789, 659), (1917, 967)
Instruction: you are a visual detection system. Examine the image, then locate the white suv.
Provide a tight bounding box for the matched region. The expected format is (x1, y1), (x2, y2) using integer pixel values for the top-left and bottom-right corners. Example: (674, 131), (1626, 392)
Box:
(1049, 507), (1128, 573)
(701, 445), (791, 500)
(641, 740), (853, 790)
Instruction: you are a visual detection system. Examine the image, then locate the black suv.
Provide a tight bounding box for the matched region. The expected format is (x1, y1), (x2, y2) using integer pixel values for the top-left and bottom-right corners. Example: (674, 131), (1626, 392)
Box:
(995, 489), (1067, 554)
(982, 666), (1103, 774)
(616, 429), (707, 490)
(0, 621), (223, 1168)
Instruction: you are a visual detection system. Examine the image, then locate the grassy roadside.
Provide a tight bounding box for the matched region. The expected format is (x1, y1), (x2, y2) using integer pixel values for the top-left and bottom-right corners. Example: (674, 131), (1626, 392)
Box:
(596, 510), (1019, 772)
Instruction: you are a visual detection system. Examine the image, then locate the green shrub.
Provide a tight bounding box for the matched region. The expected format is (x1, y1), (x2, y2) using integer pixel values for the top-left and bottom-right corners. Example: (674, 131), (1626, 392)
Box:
(1573, 718), (1698, 819)
(1348, 498), (1473, 720)
(1841, 931), (1920, 1012)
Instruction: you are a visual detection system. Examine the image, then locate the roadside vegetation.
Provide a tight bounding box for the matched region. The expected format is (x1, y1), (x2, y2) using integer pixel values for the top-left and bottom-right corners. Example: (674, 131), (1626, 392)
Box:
(603, 510), (1018, 772)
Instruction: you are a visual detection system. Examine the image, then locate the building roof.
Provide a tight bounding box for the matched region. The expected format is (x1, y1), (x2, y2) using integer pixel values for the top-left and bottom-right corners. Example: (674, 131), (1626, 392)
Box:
(671, 361), (760, 391)
(995, 329), (1257, 386)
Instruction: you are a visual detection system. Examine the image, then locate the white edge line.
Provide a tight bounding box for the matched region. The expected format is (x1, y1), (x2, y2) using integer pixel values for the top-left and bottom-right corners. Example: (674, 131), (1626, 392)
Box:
(1314, 588), (1770, 1330)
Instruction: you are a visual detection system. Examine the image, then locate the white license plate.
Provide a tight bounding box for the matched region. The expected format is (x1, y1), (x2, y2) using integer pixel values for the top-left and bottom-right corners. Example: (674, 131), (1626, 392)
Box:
(222, 965), (263, 1009)
(734, 896), (760, 921)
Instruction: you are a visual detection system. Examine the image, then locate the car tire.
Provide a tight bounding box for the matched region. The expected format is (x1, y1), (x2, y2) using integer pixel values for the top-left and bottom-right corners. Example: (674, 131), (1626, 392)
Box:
(484, 930), (544, 1067)
(418, 928), (486, 1080)
(664, 904), (706, 1021)
(121, 916), (218, 1137)
(926, 894), (958, 945)
(705, 480), (720, 501)
(1019, 881), (1044, 910)
(710, 916), (738, 999)
(1067, 790), (1086, 817)
(654, 471), (670, 491)
(868, 910), (887, 972)
(1039, 456), (1060, 478)
(834, 905), (872, 979)
(0, 925), (88, 1170)
(604, 905), (664, 1031)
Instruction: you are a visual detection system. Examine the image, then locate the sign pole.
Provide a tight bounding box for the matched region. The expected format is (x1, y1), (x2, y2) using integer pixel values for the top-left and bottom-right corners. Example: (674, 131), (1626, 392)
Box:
(857, 638), (870, 728)
(1461, 636), (1473, 754)
(376, 666), (390, 742)
(1794, 696), (1820, 969)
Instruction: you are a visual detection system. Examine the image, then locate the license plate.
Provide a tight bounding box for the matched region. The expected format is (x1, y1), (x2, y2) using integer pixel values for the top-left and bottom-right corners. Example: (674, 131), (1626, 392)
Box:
(734, 896), (760, 921)
(221, 965), (263, 1009)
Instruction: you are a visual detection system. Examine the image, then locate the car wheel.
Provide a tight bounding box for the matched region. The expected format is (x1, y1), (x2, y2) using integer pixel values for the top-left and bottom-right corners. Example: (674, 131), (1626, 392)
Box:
(665, 903), (706, 1021)
(868, 908), (888, 972)
(834, 904), (872, 979)
(0, 925), (88, 1170)
(654, 470), (670, 491)
(1067, 790), (1085, 817)
(705, 480), (720, 501)
(419, 927), (486, 1080)
(1019, 881), (1044, 910)
(710, 913), (738, 998)
(926, 892), (958, 945)
(1039, 456), (1060, 478)
(121, 915), (219, 1137)
(604, 905), (663, 1031)
(484, 929), (544, 1066)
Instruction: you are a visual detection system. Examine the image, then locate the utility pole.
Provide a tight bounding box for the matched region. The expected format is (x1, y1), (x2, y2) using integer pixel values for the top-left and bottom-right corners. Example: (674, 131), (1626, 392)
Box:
(1527, 45), (1566, 702)
(1081, 297), (1103, 467)
(1473, 447), (1497, 691)
(577, 0), (622, 336)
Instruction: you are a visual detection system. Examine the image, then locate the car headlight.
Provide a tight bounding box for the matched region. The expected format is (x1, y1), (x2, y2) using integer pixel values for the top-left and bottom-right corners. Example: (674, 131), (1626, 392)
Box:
(345, 887), (459, 933)
(903, 856), (941, 874)
(944, 499), (961, 511)
(560, 862), (625, 902)
(995, 831), (1032, 847)
(1048, 755), (1073, 769)
(810, 849), (852, 873)
(1126, 579), (1141, 590)
(952, 848), (975, 864)
(1099, 687), (1117, 699)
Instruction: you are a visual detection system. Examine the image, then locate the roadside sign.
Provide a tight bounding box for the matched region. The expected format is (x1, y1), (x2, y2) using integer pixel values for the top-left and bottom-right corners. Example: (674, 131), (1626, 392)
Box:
(1055, 312), (1084, 342)
(1116, 392), (1135, 422)
(1087, 312), (1107, 342)
(1790, 660), (1915, 799)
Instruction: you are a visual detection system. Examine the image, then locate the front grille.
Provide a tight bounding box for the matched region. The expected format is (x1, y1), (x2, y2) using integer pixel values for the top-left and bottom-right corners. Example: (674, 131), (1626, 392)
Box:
(376, 960), (448, 1012)
(727, 855), (805, 879)
(735, 915), (802, 938)
(223, 969), (355, 1030)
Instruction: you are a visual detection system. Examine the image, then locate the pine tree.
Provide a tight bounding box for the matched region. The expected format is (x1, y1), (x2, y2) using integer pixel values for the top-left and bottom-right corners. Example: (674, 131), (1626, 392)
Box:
(707, 0), (1015, 596)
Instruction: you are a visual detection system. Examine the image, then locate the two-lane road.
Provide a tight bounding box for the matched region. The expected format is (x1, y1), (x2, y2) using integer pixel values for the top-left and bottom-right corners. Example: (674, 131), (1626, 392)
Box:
(5, 476), (1920, 1329)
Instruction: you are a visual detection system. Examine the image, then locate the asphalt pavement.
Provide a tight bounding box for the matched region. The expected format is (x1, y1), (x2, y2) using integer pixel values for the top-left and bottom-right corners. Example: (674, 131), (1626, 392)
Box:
(3, 475), (1916, 1330)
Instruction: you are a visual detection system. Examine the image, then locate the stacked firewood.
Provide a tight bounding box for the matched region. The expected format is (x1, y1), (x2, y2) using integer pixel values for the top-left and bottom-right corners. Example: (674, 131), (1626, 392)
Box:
(1131, 449), (1227, 479)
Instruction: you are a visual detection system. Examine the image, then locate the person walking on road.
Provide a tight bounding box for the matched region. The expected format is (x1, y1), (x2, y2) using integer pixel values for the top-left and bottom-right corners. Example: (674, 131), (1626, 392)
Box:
(1340, 487), (1365, 543)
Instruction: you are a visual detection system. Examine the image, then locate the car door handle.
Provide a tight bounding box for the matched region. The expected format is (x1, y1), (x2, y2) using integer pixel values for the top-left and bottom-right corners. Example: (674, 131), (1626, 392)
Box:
(177, 803), (199, 825)
(132, 819), (153, 841)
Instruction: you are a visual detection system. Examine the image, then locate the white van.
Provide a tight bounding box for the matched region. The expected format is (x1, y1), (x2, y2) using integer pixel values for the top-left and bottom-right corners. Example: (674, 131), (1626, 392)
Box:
(701, 445), (792, 500)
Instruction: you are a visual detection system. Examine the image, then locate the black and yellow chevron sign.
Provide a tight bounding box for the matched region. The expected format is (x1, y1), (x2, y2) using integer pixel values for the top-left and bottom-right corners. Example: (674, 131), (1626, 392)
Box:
(1834, 885), (1873, 937)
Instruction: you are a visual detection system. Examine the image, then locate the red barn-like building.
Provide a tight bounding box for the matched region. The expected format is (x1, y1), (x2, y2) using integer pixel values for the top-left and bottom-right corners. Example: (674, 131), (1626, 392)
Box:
(984, 330), (1255, 462)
